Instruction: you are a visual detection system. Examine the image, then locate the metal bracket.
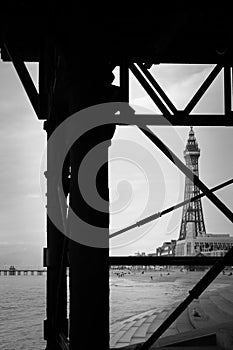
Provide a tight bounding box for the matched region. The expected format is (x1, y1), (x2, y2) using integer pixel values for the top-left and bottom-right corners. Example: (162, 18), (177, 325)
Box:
(43, 247), (50, 268)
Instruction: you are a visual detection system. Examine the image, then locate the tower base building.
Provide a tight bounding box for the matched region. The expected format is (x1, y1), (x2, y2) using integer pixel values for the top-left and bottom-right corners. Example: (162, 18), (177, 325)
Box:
(176, 222), (233, 256)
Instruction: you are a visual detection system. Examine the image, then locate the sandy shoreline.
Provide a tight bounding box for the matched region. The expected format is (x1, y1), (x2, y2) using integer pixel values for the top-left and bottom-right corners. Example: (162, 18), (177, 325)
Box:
(110, 269), (233, 347)
(110, 269), (233, 285)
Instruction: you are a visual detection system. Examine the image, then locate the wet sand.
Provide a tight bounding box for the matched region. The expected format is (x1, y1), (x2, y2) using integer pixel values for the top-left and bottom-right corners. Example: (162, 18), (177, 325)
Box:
(110, 268), (233, 286)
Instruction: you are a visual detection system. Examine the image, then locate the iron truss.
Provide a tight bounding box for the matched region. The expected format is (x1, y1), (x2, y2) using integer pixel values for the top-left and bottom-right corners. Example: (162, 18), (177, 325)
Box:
(1, 3), (233, 350)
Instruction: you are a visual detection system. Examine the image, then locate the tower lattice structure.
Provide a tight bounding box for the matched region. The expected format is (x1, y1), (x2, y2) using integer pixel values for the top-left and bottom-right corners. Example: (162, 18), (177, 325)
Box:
(179, 127), (206, 240)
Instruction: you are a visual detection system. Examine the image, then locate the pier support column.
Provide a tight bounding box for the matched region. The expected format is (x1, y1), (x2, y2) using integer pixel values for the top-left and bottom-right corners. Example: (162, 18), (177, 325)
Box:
(44, 117), (68, 348)
(68, 127), (113, 349)
(63, 53), (116, 349)
(41, 12), (118, 347)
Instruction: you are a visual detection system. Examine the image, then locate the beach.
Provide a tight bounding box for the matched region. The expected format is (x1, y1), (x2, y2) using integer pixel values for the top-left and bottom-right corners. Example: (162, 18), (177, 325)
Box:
(1, 269), (233, 349)
(110, 268), (233, 347)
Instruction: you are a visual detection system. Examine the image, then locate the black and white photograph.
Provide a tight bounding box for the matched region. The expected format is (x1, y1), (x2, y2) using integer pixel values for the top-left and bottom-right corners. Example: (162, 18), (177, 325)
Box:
(0, 4), (233, 350)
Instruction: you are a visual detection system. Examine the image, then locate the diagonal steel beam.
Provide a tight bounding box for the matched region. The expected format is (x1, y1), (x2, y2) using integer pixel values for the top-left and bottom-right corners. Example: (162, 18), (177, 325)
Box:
(110, 178), (233, 239)
(184, 64), (223, 114)
(3, 43), (40, 118)
(139, 244), (233, 350)
(138, 63), (178, 114)
(129, 63), (172, 117)
(138, 126), (233, 225)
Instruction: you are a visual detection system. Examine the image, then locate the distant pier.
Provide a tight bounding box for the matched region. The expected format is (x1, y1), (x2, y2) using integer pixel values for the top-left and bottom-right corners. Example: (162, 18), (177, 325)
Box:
(0, 266), (46, 276)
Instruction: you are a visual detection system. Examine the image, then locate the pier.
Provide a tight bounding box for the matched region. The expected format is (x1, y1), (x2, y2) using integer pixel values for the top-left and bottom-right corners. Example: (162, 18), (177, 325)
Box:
(0, 266), (46, 276)
(1, 3), (233, 349)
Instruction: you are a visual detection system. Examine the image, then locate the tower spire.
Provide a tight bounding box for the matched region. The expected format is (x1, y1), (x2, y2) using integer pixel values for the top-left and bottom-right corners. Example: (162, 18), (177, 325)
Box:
(179, 127), (206, 241)
(189, 126), (194, 139)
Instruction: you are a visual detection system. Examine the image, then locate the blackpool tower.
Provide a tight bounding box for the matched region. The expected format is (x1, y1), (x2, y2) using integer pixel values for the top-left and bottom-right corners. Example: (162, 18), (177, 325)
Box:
(178, 127), (206, 241)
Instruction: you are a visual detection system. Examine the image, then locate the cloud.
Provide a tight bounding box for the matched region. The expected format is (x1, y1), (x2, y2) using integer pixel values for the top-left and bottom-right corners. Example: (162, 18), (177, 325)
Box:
(25, 194), (41, 199)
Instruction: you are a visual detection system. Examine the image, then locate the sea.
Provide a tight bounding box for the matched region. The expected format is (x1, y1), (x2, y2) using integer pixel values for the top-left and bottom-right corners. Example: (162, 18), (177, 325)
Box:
(0, 275), (46, 350)
(0, 271), (230, 349)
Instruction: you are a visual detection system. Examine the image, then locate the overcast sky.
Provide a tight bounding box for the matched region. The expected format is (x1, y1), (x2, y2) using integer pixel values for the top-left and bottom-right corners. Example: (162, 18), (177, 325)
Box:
(0, 61), (232, 267)
(0, 62), (45, 268)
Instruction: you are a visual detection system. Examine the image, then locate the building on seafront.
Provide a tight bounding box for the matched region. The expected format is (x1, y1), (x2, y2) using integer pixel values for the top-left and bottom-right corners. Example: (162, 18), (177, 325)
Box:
(175, 127), (233, 257)
(156, 240), (176, 256)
